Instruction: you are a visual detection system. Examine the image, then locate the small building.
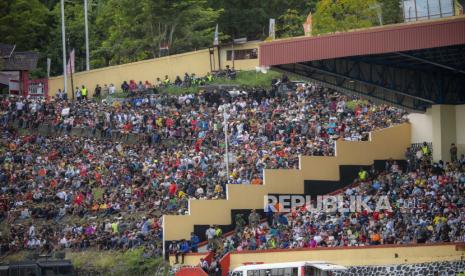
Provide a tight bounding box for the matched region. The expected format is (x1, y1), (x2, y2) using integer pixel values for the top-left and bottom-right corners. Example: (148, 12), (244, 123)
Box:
(401, 0), (463, 22)
(0, 43), (42, 97)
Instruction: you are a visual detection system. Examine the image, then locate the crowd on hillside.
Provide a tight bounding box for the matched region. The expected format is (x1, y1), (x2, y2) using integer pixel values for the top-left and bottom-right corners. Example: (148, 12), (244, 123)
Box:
(0, 79), (409, 256)
(55, 70), (225, 100)
(202, 149), (465, 256)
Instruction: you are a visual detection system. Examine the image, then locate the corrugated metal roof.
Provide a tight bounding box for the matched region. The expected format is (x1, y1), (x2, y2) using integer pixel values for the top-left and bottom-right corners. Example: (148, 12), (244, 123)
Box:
(0, 43), (15, 58)
(260, 16), (465, 66)
(2, 51), (39, 71)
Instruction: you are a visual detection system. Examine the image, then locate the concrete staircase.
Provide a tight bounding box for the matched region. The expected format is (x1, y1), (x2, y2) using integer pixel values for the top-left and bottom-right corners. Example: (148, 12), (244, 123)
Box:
(163, 123), (411, 248)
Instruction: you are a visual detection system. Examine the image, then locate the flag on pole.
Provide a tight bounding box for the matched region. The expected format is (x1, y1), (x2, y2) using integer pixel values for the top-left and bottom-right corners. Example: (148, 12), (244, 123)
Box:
(66, 49), (75, 75)
(46, 58), (51, 78)
(303, 13), (313, 36)
(269, 19), (276, 40)
(213, 24), (219, 46)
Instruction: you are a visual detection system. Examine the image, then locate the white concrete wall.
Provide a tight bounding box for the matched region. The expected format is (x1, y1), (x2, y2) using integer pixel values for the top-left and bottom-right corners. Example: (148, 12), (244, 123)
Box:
(410, 105), (463, 162)
(408, 109), (433, 143)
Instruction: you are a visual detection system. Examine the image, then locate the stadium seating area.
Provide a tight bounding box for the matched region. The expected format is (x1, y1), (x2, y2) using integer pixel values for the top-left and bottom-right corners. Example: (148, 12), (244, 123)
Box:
(4, 78), (461, 264)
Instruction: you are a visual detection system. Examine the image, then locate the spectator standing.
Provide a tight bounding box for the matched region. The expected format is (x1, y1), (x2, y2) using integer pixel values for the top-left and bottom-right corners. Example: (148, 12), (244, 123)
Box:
(421, 142), (430, 157)
(190, 232), (200, 253)
(178, 239), (190, 264)
(450, 143), (458, 162)
(121, 81), (129, 93)
(358, 168), (368, 181)
(81, 85), (88, 100)
(206, 225), (216, 248)
(94, 84), (101, 98)
(163, 75), (170, 86)
(75, 86), (82, 102)
(248, 209), (260, 227)
(109, 83), (116, 95)
(102, 84), (109, 96)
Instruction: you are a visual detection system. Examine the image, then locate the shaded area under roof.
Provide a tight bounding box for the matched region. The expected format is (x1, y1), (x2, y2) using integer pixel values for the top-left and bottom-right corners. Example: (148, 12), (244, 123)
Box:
(260, 16), (465, 111)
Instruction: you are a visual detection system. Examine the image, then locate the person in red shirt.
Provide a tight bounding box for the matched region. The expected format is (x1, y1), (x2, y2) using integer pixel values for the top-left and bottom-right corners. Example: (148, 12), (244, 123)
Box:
(169, 182), (177, 197)
(74, 193), (84, 206)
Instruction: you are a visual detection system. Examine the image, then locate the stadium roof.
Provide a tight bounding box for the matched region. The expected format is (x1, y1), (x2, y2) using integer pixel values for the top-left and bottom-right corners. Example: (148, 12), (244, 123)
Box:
(259, 16), (465, 111)
(260, 16), (465, 67)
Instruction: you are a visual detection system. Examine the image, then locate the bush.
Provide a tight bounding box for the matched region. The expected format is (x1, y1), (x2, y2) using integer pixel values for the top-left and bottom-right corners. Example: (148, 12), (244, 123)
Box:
(69, 248), (169, 276)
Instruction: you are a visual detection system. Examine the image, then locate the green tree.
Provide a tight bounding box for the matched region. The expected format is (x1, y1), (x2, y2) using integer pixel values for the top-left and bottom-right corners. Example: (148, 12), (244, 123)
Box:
(210, 0), (317, 40)
(379, 0), (402, 25)
(0, 0), (51, 51)
(276, 9), (304, 38)
(313, 0), (379, 35)
(45, 1), (88, 75)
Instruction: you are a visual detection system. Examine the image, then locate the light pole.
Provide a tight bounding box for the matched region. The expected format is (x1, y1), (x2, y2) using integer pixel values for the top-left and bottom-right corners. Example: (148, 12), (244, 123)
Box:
(61, 0), (68, 95)
(84, 0), (90, 71)
(223, 110), (229, 183)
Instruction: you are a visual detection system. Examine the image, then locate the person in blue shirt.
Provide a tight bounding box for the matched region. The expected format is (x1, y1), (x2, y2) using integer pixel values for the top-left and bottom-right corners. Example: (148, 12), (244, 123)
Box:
(190, 232), (200, 253)
(278, 213), (288, 225)
(177, 239), (190, 264)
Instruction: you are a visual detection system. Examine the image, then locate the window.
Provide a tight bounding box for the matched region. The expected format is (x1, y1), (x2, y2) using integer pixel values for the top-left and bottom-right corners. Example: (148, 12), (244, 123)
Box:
(227, 49), (258, 61)
(247, 268), (298, 276)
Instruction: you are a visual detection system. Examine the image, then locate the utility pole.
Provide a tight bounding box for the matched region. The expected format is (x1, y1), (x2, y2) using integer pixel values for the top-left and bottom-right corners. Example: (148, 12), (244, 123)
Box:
(67, 37), (75, 101)
(84, 0), (90, 71)
(61, 0), (68, 96)
(223, 110), (229, 183)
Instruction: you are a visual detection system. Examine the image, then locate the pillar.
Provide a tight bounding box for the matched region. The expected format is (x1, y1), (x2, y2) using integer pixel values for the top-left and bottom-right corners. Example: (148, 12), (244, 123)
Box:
(20, 70), (29, 97)
(455, 105), (465, 158)
(431, 105), (457, 162)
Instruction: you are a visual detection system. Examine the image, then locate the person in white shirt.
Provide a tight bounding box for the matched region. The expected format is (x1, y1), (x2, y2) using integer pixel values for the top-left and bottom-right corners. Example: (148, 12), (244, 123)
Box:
(109, 84), (116, 95)
(59, 236), (69, 248)
(28, 224), (36, 238)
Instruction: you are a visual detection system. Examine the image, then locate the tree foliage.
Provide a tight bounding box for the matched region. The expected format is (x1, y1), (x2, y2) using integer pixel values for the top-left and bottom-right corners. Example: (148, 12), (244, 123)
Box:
(0, 0), (402, 76)
(0, 0), (51, 51)
(379, 0), (402, 25)
(313, 0), (380, 35)
(277, 9), (305, 38)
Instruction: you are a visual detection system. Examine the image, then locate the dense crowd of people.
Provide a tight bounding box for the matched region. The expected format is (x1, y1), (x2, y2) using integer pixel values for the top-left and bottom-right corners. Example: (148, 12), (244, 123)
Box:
(0, 79), (409, 257)
(55, 71), (221, 101)
(204, 150), (465, 256)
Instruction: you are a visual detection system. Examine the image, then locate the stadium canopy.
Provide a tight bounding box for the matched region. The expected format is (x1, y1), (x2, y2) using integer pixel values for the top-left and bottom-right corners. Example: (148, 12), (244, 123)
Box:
(260, 16), (465, 111)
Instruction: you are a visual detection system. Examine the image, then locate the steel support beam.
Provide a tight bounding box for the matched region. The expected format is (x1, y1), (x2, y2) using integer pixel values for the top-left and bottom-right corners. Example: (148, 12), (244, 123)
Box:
(297, 61), (434, 104)
(396, 52), (465, 75)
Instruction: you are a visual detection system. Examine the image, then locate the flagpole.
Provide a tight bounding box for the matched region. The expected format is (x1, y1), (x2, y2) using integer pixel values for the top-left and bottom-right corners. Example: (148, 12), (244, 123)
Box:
(84, 0), (90, 71)
(67, 38), (74, 100)
(213, 24), (221, 70)
(223, 110), (229, 183)
(61, 0), (68, 96)
(70, 63), (74, 100)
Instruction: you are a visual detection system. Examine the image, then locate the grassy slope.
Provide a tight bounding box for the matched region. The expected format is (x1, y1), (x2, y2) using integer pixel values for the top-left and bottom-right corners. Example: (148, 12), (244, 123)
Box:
(106, 69), (292, 97)
(2, 249), (169, 275)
